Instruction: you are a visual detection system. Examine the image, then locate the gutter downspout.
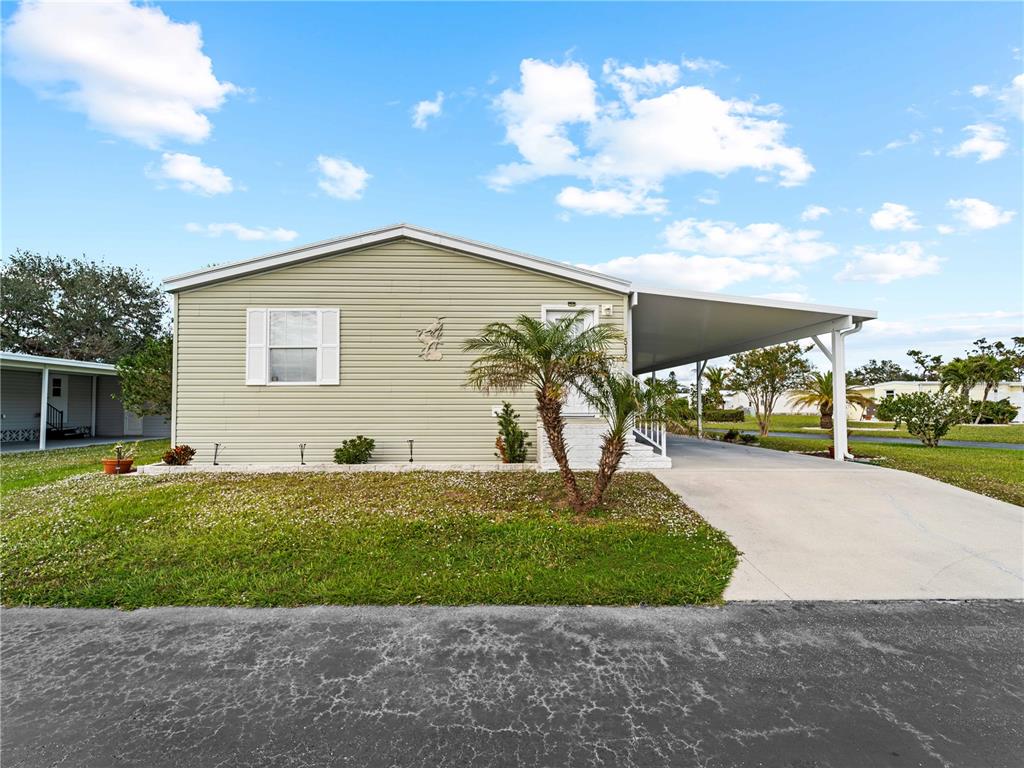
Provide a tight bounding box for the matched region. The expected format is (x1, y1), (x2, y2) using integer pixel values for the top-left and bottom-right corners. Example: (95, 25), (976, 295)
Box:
(835, 321), (863, 461)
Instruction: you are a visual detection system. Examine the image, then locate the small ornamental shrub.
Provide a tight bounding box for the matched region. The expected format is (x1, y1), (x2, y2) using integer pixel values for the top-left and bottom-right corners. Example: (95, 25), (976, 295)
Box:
(972, 398), (1019, 424)
(705, 408), (745, 422)
(722, 428), (741, 443)
(334, 436), (375, 464)
(162, 445), (197, 465)
(875, 396), (899, 424)
(738, 433), (758, 445)
(886, 392), (971, 447)
(494, 402), (530, 463)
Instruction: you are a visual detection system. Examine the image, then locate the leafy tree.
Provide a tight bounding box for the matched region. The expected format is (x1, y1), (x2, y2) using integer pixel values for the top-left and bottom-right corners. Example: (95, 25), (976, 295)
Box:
(906, 349), (944, 381)
(727, 343), (812, 436)
(938, 357), (980, 399)
(583, 370), (671, 509)
(1, 249), (167, 362)
(789, 370), (874, 430)
(886, 391), (971, 447)
(851, 359), (917, 384)
(465, 311), (621, 514)
(115, 335), (173, 417)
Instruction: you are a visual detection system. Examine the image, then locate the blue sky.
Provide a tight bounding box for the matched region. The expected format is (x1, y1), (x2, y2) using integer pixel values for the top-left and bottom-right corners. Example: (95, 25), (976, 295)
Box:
(3, 1), (1022, 371)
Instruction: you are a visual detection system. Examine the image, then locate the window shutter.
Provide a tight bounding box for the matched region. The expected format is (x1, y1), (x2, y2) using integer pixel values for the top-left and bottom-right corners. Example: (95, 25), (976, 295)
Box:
(246, 309), (267, 385)
(318, 308), (340, 385)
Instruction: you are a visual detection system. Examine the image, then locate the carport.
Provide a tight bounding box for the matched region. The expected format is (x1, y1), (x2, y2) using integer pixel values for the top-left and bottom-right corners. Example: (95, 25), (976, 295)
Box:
(629, 287), (878, 461)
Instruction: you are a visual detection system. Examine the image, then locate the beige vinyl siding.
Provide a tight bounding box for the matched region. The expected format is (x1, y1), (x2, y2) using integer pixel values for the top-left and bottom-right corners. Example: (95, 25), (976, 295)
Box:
(173, 238), (626, 464)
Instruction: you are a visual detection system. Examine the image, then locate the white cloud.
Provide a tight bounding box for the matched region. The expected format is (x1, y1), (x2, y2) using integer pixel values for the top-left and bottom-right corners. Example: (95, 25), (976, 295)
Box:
(185, 222), (298, 242)
(947, 197), (1016, 230)
(488, 58), (813, 210)
(836, 242), (942, 284)
(586, 252), (797, 292)
(315, 154), (371, 200)
(970, 72), (1024, 121)
(411, 91), (444, 129)
(949, 123), (1008, 162)
(663, 218), (838, 264)
(696, 189), (720, 205)
(4, 0), (236, 148)
(556, 186), (667, 216)
(936, 224), (956, 235)
(883, 130), (923, 150)
(150, 152), (233, 195)
(680, 56), (725, 73)
(869, 202), (920, 231)
(800, 205), (830, 222)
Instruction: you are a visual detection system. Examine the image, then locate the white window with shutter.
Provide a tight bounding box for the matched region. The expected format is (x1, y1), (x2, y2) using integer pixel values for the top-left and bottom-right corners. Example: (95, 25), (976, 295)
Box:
(246, 308), (340, 385)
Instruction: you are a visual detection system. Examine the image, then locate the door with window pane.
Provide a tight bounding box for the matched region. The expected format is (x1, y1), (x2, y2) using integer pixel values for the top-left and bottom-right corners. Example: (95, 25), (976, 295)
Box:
(269, 310), (318, 383)
(543, 307), (597, 415)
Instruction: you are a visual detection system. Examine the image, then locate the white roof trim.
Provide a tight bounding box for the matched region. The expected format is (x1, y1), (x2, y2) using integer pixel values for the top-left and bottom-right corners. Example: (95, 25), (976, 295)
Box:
(0, 351), (118, 375)
(163, 223), (633, 294)
(633, 285), (877, 322)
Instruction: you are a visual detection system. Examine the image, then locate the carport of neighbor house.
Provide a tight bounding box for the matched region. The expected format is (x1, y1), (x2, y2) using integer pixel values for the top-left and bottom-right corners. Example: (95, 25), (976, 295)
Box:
(629, 287), (877, 461)
(0, 352), (167, 453)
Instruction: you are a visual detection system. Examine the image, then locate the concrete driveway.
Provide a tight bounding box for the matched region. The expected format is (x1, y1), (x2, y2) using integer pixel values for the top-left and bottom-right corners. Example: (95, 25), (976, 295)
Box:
(655, 436), (1024, 600)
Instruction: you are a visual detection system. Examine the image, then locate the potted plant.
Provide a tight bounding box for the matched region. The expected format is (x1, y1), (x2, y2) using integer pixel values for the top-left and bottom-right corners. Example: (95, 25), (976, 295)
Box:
(102, 441), (138, 474)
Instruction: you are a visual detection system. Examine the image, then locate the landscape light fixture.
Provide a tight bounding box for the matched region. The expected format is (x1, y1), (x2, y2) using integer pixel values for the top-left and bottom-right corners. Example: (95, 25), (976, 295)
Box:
(213, 443), (222, 466)
(299, 443), (306, 465)
(407, 439), (415, 462)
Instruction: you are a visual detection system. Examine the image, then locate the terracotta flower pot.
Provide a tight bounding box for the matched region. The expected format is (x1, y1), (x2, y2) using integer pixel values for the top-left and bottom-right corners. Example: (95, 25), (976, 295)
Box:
(102, 458), (135, 475)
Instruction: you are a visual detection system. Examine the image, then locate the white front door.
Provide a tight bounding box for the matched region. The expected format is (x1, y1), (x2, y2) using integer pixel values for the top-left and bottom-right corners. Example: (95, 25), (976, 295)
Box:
(123, 410), (143, 435)
(47, 374), (69, 425)
(543, 306), (598, 415)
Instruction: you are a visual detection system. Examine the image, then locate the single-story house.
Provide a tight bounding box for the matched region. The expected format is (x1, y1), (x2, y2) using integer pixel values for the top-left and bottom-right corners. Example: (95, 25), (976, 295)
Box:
(0, 352), (170, 451)
(163, 224), (877, 466)
(726, 379), (1024, 423)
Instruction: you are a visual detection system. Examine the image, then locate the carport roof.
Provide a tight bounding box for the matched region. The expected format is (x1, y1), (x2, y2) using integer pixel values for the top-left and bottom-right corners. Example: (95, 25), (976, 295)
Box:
(631, 287), (877, 374)
(0, 352), (118, 376)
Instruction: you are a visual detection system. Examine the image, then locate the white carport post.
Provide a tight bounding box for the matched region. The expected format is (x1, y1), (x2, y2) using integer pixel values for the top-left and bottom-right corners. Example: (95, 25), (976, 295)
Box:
(38, 366), (49, 451)
(695, 360), (707, 438)
(812, 318), (863, 463)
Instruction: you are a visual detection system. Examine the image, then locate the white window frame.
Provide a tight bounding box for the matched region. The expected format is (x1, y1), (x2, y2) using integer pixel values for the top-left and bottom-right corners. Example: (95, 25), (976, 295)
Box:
(541, 304), (600, 416)
(247, 307), (340, 387)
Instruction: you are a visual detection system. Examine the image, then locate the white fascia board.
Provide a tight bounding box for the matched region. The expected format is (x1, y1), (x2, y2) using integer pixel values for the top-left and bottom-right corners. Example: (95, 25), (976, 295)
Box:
(163, 223), (632, 294)
(0, 352), (118, 375)
(634, 285), (878, 323)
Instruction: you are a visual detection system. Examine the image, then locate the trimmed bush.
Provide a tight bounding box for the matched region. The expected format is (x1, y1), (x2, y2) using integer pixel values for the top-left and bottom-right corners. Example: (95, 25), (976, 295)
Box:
(494, 402), (530, 463)
(738, 433), (758, 445)
(705, 408), (745, 422)
(722, 428), (741, 442)
(972, 398), (1019, 425)
(334, 436), (375, 464)
(162, 445), (196, 465)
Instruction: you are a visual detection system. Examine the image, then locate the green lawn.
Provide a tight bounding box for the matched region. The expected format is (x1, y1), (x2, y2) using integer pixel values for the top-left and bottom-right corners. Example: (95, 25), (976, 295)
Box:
(0, 439), (170, 496)
(756, 436), (1024, 506)
(703, 413), (1024, 444)
(0, 469), (738, 608)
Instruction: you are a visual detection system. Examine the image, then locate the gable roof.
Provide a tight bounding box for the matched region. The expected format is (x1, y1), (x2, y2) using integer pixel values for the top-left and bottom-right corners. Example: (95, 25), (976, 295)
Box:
(162, 223), (633, 293)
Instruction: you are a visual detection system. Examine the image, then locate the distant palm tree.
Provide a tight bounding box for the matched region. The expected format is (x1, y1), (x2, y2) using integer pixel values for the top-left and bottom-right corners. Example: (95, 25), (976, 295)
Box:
(702, 365), (728, 409)
(464, 311), (622, 514)
(790, 371), (874, 430)
(939, 358), (979, 399)
(973, 355), (1018, 424)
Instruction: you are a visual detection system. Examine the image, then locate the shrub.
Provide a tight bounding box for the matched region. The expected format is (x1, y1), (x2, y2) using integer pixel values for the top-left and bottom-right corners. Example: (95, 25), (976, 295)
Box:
(886, 392), (971, 447)
(972, 398), (1019, 424)
(705, 408), (745, 422)
(738, 433), (758, 445)
(875, 396), (899, 424)
(494, 402), (530, 463)
(162, 445), (196, 465)
(334, 436), (375, 464)
(722, 428), (741, 442)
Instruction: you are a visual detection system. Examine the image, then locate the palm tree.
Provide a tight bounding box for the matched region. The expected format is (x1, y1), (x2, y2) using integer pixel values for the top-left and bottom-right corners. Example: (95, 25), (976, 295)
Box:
(464, 311), (622, 514)
(583, 371), (671, 510)
(973, 354), (1018, 423)
(939, 358), (979, 399)
(790, 371), (874, 430)
(702, 366), (728, 410)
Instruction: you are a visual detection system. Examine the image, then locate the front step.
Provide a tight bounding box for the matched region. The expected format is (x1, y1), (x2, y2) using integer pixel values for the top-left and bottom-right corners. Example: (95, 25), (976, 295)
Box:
(537, 418), (672, 471)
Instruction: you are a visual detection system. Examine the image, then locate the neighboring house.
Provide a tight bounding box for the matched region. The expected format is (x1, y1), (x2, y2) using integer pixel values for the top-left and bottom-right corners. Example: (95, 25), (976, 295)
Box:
(164, 224), (876, 466)
(0, 352), (170, 450)
(726, 380), (1024, 423)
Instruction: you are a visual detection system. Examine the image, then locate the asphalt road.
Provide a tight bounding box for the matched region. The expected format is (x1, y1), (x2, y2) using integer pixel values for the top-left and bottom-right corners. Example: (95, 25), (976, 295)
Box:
(3, 601), (1022, 767)
(704, 428), (1024, 450)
